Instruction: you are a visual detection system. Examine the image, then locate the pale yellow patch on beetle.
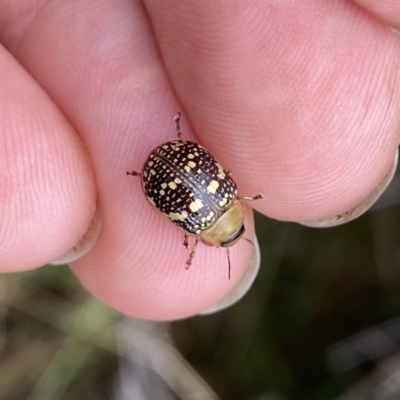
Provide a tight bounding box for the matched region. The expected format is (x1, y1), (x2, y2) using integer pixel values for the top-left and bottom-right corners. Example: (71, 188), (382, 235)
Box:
(187, 154), (195, 159)
(207, 180), (219, 194)
(189, 198), (204, 212)
(219, 198), (228, 207)
(216, 163), (226, 180)
(168, 181), (177, 190)
(206, 211), (215, 221)
(161, 183), (167, 189)
(171, 143), (183, 151)
(174, 177), (182, 184)
(200, 200), (244, 247)
(168, 211), (188, 221)
(188, 161), (196, 168)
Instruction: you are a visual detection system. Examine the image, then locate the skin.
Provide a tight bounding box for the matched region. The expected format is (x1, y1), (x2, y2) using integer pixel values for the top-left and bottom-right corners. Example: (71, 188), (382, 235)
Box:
(0, 0), (399, 320)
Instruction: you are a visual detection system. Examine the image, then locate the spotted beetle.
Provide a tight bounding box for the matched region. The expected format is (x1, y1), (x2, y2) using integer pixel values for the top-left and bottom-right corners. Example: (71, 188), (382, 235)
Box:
(127, 113), (263, 278)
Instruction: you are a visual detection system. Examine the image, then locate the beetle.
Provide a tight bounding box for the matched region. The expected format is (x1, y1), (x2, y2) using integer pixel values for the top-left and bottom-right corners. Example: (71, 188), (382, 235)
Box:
(127, 113), (263, 278)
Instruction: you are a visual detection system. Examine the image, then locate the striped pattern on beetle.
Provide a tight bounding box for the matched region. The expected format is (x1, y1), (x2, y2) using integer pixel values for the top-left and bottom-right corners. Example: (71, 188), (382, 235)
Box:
(127, 113), (263, 278)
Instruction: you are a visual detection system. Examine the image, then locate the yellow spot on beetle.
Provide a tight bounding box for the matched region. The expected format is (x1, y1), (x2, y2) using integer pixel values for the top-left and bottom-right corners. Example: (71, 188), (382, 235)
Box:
(159, 189), (165, 195)
(207, 180), (219, 194)
(168, 211), (188, 221)
(168, 181), (177, 190)
(216, 163), (226, 179)
(174, 177), (182, 184)
(161, 183), (167, 189)
(187, 154), (195, 159)
(189, 199), (204, 212)
(219, 198), (228, 207)
(188, 161), (196, 168)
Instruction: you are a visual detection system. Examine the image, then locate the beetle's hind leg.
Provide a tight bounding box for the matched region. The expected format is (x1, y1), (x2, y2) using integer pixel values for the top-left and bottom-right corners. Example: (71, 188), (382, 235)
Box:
(174, 112), (187, 141)
(182, 234), (189, 250)
(185, 238), (199, 269)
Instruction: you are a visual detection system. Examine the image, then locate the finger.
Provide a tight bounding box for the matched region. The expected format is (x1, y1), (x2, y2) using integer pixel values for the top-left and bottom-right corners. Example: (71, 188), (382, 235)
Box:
(145, 0), (400, 222)
(0, 0), (258, 319)
(353, 0), (400, 26)
(0, 45), (96, 272)
(5, 0), (396, 316)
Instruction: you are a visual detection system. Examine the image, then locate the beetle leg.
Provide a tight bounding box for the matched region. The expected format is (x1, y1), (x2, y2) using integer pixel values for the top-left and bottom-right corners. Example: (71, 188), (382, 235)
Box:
(177, 131), (187, 141)
(186, 238), (199, 269)
(237, 193), (264, 201)
(174, 112), (187, 141)
(183, 234), (189, 250)
(174, 112), (181, 132)
(126, 171), (141, 177)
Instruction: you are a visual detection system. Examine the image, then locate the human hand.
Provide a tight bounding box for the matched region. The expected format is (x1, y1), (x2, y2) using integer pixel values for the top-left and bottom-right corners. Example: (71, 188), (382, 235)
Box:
(0, 0), (399, 320)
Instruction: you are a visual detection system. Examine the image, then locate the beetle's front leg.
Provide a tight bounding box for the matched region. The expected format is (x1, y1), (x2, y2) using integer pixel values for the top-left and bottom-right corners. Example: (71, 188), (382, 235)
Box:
(183, 234), (189, 250)
(237, 194), (264, 201)
(186, 238), (199, 269)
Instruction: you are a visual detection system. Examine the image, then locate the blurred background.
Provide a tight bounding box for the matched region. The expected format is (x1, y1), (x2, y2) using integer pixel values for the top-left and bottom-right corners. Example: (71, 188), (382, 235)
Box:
(2, 168), (400, 400)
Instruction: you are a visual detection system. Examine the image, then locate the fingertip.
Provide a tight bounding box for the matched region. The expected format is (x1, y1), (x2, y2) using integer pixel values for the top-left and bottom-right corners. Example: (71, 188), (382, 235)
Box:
(0, 49), (96, 272)
(71, 203), (257, 320)
(353, 0), (400, 27)
(146, 0), (400, 222)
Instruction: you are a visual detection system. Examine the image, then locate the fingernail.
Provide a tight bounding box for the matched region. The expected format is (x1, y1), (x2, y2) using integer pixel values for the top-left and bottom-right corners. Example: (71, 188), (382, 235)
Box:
(301, 149), (398, 228)
(198, 237), (260, 315)
(389, 26), (400, 35)
(49, 206), (102, 265)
